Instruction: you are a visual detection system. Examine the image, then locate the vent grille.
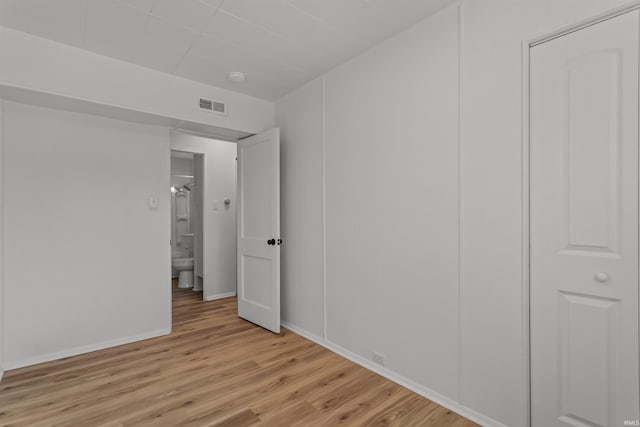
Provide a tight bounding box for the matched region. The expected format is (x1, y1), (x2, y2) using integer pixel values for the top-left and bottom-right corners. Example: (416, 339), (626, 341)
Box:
(199, 98), (227, 114)
(212, 101), (226, 113)
(199, 98), (212, 110)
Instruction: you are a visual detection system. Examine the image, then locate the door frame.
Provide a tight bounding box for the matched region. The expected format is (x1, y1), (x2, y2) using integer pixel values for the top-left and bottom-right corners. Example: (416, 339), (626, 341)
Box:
(521, 2), (640, 426)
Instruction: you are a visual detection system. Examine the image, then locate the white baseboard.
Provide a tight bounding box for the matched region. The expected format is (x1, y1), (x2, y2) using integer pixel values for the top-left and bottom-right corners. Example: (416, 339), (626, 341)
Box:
(281, 321), (325, 343)
(205, 291), (236, 301)
(4, 328), (171, 371)
(281, 321), (507, 427)
(0, 368), (4, 383)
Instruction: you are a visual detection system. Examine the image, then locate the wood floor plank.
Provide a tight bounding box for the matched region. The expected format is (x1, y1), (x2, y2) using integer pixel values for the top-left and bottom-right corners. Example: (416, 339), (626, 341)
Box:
(0, 280), (478, 426)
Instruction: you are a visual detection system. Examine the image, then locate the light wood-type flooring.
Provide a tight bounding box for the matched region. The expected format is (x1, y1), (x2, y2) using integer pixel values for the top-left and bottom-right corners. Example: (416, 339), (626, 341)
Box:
(0, 281), (478, 426)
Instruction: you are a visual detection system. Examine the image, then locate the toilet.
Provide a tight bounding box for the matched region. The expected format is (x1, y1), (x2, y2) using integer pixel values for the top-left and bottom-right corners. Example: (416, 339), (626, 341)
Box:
(172, 257), (194, 289)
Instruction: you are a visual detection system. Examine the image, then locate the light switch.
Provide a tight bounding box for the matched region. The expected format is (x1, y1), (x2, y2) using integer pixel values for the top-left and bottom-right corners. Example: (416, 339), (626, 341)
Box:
(148, 195), (159, 210)
(212, 200), (219, 211)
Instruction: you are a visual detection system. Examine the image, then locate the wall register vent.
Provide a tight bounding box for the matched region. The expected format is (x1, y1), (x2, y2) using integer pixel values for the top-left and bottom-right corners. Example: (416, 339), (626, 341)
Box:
(199, 98), (227, 115)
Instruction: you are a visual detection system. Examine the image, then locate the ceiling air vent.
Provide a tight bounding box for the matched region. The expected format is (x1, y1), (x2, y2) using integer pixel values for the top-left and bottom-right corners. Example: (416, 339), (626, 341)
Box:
(199, 98), (227, 115)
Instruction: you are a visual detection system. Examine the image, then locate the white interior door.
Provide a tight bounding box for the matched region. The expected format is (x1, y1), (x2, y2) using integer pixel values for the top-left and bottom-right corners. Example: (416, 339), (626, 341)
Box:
(237, 128), (280, 333)
(530, 10), (640, 427)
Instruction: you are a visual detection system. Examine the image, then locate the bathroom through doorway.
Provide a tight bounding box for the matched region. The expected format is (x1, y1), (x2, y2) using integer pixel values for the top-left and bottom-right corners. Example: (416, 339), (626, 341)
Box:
(170, 131), (238, 303)
(170, 151), (204, 295)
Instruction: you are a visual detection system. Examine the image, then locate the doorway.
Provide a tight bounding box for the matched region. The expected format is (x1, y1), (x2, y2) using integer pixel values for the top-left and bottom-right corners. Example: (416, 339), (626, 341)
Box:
(527, 7), (640, 426)
(169, 128), (283, 334)
(170, 150), (204, 296)
(170, 131), (238, 304)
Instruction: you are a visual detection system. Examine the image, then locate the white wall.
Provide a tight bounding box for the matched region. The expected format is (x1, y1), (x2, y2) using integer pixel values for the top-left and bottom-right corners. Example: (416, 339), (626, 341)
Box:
(276, 1), (635, 426)
(170, 133), (237, 300)
(277, 0), (464, 418)
(3, 101), (171, 369)
(0, 100), (4, 380)
(0, 26), (274, 136)
(275, 79), (325, 338)
(325, 0), (460, 399)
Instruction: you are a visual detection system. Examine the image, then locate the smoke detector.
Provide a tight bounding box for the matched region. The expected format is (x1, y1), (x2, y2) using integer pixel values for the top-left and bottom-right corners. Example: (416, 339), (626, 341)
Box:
(228, 71), (246, 83)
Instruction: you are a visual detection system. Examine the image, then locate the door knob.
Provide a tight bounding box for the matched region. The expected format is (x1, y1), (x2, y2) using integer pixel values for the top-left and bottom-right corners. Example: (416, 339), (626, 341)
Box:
(267, 238), (275, 246)
(594, 272), (610, 283)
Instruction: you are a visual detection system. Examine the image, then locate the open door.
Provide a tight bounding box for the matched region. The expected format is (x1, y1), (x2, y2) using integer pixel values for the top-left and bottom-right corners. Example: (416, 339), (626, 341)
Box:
(237, 128), (280, 333)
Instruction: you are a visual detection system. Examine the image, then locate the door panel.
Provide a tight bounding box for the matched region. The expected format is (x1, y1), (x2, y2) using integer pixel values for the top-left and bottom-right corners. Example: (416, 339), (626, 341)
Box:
(241, 141), (272, 239)
(566, 50), (620, 250)
(242, 255), (273, 308)
(530, 10), (640, 427)
(237, 128), (280, 333)
(557, 292), (619, 427)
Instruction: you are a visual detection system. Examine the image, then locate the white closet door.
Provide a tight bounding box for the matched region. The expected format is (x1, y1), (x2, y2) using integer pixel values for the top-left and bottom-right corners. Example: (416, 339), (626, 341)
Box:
(530, 10), (640, 427)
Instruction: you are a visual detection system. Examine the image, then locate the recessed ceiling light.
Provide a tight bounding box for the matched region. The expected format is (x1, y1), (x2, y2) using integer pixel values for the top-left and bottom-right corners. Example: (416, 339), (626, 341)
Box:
(228, 71), (246, 83)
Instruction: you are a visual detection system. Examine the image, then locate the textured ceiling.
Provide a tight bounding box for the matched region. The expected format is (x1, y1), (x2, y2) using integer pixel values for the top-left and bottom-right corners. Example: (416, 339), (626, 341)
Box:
(0, 0), (456, 100)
